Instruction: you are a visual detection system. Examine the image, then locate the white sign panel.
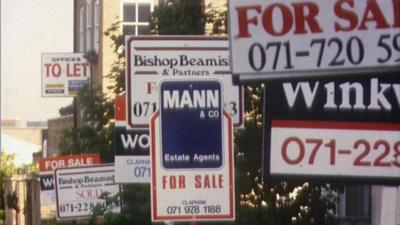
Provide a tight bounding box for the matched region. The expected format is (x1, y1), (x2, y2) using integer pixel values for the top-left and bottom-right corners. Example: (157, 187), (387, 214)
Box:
(270, 120), (400, 178)
(126, 36), (243, 129)
(39, 153), (101, 205)
(42, 53), (90, 97)
(150, 79), (235, 221)
(228, 0), (400, 80)
(55, 164), (120, 220)
(114, 95), (151, 183)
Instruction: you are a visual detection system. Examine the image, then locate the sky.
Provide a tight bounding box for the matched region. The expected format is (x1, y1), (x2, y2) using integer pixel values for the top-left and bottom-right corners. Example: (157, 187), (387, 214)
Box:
(1, 0), (74, 122)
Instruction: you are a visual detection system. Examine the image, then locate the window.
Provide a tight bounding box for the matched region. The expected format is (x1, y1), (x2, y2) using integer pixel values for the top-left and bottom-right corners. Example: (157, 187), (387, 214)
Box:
(79, 7), (85, 52)
(86, 0), (93, 50)
(94, 0), (100, 53)
(338, 185), (371, 225)
(122, 0), (153, 35)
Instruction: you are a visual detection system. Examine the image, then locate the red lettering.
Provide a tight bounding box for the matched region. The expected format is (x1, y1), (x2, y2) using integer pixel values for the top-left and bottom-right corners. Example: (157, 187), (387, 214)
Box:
(74, 64), (81, 77)
(194, 175), (201, 188)
(334, 0), (358, 32)
(44, 64), (52, 77)
(358, 0), (390, 30)
(81, 63), (89, 77)
(393, 0), (400, 27)
(235, 5), (261, 38)
(262, 4), (293, 36)
(193, 174), (224, 189)
(52, 64), (61, 77)
(162, 175), (185, 189)
(292, 2), (323, 34)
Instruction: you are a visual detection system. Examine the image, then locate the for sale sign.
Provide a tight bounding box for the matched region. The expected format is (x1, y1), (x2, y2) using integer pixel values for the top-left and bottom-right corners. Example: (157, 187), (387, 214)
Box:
(114, 95), (151, 183)
(228, 0), (400, 81)
(55, 164), (120, 220)
(263, 74), (400, 183)
(39, 153), (100, 205)
(126, 36), (243, 129)
(42, 53), (90, 97)
(150, 79), (235, 221)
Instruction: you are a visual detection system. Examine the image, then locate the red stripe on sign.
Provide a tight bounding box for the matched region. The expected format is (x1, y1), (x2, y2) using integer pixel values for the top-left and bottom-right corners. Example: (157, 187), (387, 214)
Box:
(224, 111), (235, 219)
(271, 120), (400, 131)
(150, 110), (160, 220)
(114, 95), (126, 121)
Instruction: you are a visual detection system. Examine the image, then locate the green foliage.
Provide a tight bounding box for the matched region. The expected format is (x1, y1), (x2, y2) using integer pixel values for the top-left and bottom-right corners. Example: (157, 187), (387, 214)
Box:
(234, 85), (337, 225)
(150, 0), (206, 35)
(0, 152), (17, 176)
(59, 85), (115, 162)
(104, 21), (125, 95)
(205, 2), (228, 35)
(59, 104), (74, 116)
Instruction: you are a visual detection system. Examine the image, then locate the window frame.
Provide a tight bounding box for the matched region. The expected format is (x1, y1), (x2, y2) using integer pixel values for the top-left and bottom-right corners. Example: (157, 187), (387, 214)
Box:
(94, 0), (100, 53)
(85, 0), (93, 50)
(121, 0), (153, 35)
(79, 6), (85, 52)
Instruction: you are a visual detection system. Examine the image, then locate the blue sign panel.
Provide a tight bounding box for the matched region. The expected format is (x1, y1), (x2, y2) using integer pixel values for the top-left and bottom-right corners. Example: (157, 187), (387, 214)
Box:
(160, 79), (223, 169)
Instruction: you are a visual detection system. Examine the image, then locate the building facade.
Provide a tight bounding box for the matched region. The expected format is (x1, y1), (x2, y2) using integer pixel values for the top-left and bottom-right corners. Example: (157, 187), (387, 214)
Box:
(46, 115), (73, 156)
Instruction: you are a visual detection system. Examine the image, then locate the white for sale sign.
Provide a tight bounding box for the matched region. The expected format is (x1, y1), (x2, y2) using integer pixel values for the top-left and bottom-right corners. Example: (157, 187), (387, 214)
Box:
(126, 36), (243, 129)
(42, 53), (90, 97)
(228, 0), (400, 80)
(150, 79), (235, 221)
(54, 164), (120, 220)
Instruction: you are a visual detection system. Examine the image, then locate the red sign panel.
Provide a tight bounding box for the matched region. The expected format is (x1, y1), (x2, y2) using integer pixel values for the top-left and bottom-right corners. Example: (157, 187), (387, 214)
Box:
(39, 153), (101, 172)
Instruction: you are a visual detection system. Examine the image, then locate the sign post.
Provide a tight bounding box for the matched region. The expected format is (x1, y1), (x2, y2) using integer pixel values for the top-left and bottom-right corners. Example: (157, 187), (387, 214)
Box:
(150, 78), (235, 221)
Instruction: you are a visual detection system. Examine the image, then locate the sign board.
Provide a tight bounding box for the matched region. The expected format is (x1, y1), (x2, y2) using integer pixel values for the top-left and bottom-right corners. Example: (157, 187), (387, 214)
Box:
(150, 79), (235, 221)
(42, 53), (90, 97)
(126, 36), (243, 129)
(114, 95), (151, 183)
(263, 75), (400, 183)
(39, 153), (100, 205)
(54, 164), (120, 220)
(228, 0), (400, 81)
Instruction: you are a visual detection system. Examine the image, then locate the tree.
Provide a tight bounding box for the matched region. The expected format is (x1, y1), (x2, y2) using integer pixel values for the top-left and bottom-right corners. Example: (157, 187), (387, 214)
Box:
(150, 0), (206, 35)
(59, 85), (115, 162)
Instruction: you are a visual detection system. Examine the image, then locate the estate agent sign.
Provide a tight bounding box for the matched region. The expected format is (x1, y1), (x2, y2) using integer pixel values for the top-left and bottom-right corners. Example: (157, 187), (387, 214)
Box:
(42, 53), (90, 97)
(126, 36), (243, 129)
(150, 79), (235, 221)
(55, 164), (120, 220)
(263, 75), (400, 183)
(229, 0), (400, 81)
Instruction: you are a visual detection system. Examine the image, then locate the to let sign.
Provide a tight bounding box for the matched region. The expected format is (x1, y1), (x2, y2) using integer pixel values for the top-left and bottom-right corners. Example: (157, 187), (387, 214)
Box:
(228, 0), (400, 80)
(42, 53), (90, 97)
(150, 79), (235, 221)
